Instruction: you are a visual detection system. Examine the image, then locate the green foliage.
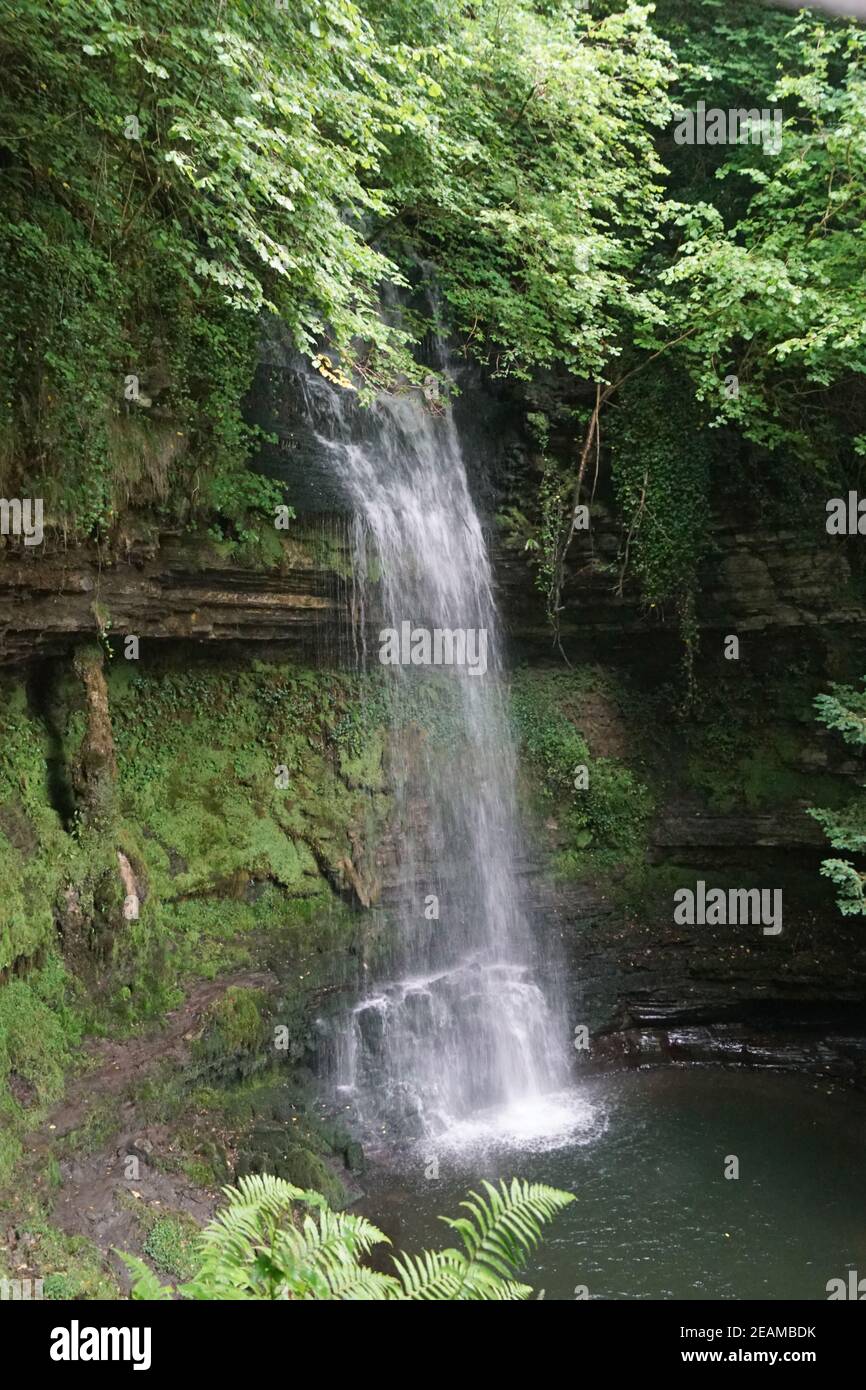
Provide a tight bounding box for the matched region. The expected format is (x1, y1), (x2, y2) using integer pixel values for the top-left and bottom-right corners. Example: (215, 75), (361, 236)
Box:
(0, 975), (72, 1106)
(511, 669), (652, 865)
(810, 679), (866, 914)
(0, 0), (687, 539)
(0, 958), (82, 1184)
(2, 0), (865, 645)
(503, 2), (866, 650)
(142, 1214), (199, 1282)
(370, 0), (677, 380)
(513, 410), (580, 622)
(610, 372), (712, 611)
(655, 8), (866, 468)
(0, 656), (394, 1184)
(122, 1172), (573, 1300)
(11, 1214), (121, 1300)
(393, 1177), (572, 1301)
(0, 0), (424, 535)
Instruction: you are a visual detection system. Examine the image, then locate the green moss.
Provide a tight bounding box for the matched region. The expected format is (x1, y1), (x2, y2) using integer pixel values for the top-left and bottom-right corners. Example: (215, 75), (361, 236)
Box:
(0, 1129), (22, 1190)
(0, 653), (397, 1194)
(686, 720), (846, 814)
(0, 959), (83, 1185)
(271, 1145), (347, 1208)
(167, 1134), (230, 1190)
(107, 661), (392, 909)
(0, 687), (71, 972)
(141, 1212), (200, 1282)
(511, 667), (653, 872)
(338, 728), (386, 791)
(310, 528), (354, 581)
(198, 987), (270, 1057)
(0, 979), (70, 1105)
(180, 1159), (218, 1187)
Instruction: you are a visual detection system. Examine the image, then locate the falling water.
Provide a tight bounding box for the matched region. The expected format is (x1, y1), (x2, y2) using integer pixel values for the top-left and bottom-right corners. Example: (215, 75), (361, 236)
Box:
(298, 352), (569, 1141)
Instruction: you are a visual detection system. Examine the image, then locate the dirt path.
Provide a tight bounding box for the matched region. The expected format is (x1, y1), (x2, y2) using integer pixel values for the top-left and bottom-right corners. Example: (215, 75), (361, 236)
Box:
(37, 969), (277, 1142)
(7, 968), (278, 1296)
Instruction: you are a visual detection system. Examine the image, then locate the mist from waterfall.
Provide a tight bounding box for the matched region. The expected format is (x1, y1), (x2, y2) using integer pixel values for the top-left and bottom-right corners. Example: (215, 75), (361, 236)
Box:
(297, 354), (570, 1142)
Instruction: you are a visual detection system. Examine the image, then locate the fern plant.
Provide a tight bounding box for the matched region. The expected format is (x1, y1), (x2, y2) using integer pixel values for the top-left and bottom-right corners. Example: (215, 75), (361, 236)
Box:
(120, 1173), (573, 1301)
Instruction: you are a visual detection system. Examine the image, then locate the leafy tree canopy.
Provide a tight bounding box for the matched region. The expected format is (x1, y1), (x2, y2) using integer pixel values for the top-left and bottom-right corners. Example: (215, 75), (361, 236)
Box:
(2, 0), (865, 559)
(0, 0), (676, 536)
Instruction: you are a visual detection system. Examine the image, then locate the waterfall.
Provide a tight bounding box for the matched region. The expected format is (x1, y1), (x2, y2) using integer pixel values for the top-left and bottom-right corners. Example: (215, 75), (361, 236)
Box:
(298, 354), (569, 1141)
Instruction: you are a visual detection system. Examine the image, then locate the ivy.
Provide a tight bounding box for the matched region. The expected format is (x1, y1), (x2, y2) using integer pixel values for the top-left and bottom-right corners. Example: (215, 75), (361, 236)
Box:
(609, 370), (713, 694)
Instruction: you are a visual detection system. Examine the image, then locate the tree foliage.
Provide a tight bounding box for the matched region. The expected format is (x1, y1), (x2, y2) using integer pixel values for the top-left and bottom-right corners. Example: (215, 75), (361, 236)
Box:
(3, 0), (866, 617)
(811, 681), (866, 915)
(517, 0), (866, 648)
(0, 0), (680, 538)
(658, 9), (866, 463)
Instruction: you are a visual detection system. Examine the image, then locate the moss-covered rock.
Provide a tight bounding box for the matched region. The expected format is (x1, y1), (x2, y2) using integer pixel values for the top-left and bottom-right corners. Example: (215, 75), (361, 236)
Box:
(192, 987), (272, 1083)
(511, 666), (654, 875)
(236, 1132), (347, 1210)
(0, 652), (398, 1190)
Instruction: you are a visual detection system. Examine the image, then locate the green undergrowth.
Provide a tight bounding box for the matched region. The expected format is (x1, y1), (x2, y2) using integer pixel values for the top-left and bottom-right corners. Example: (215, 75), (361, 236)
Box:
(681, 661), (849, 815)
(510, 666), (654, 876)
(138, 1210), (200, 1283)
(0, 1208), (121, 1301)
(0, 651), (471, 1193)
(0, 956), (84, 1184)
(0, 655), (404, 1188)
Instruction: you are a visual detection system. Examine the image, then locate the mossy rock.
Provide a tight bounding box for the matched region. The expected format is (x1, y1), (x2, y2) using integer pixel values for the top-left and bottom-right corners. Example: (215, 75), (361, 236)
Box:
(216, 986), (269, 1049)
(194, 986), (270, 1067)
(236, 1142), (347, 1209)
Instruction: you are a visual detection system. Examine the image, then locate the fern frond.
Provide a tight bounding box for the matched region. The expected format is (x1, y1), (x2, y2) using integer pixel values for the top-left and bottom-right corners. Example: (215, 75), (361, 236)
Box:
(277, 1207), (389, 1299)
(332, 1267), (401, 1300)
(122, 1170), (573, 1301)
(391, 1247), (467, 1301)
(441, 1179), (574, 1298)
(120, 1252), (174, 1301)
(479, 1278), (534, 1301)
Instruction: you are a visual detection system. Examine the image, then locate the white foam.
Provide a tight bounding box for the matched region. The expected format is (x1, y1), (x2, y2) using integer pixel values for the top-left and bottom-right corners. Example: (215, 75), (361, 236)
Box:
(430, 1088), (606, 1157)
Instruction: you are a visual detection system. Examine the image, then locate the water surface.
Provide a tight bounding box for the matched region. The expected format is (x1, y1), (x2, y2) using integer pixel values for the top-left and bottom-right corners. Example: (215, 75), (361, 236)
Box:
(361, 1068), (866, 1300)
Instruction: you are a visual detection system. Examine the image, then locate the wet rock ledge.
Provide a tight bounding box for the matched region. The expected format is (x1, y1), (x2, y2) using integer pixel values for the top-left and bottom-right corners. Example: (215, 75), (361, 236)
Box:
(0, 529), (350, 665)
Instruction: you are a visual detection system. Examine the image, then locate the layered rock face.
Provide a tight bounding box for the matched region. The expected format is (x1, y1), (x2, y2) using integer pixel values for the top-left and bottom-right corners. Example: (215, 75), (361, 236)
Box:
(494, 506), (866, 1079)
(3, 511), (863, 661)
(496, 517), (866, 650)
(0, 530), (347, 665)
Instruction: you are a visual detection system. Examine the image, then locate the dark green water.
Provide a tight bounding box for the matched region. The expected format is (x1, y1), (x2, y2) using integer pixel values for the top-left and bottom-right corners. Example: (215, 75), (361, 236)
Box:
(361, 1068), (866, 1300)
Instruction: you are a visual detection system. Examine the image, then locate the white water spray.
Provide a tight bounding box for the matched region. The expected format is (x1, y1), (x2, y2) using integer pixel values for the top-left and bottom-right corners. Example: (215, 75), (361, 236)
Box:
(300, 358), (569, 1140)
